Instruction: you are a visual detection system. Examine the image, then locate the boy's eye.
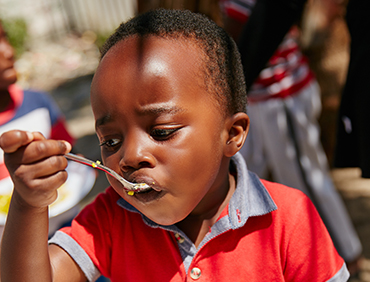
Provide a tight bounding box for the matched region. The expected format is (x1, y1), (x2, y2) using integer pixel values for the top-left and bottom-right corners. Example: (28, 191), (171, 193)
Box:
(150, 128), (179, 140)
(100, 138), (121, 148)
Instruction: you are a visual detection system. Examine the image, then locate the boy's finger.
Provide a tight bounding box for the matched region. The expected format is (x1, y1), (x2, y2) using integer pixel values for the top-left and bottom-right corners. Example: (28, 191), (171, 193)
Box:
(0, 130), (36, 153)
(20, 140), (72, 164)
(12, 170), (68, 209)
(30, 131), (47, 141)
(25, 155), (69, 180)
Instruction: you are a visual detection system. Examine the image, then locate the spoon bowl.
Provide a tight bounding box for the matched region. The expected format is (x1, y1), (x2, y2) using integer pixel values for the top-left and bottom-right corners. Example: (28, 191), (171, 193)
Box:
(64, 153), (151, 193)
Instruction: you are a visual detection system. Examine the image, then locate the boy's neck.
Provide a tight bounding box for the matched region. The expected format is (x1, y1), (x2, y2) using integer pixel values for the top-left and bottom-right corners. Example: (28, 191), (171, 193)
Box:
(175, 172), (236, 248)
(0, 88), (12, 113)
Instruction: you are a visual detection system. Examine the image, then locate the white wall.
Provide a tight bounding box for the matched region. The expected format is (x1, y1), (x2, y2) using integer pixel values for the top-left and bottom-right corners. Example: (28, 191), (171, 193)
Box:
(0, 0), (137, 42)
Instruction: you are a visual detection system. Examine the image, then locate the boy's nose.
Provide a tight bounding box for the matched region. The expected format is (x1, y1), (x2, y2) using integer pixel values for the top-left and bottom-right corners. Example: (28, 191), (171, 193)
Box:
(119, 133), (156, 172)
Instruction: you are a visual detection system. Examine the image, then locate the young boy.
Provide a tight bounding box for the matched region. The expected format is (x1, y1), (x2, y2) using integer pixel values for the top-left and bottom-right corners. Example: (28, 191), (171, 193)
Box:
(0, 9), (349, 281)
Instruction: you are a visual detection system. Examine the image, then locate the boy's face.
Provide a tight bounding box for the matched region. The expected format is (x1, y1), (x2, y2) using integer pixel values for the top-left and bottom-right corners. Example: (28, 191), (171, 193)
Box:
(0, 23), (16, 89)
(91, 36), (233, 225)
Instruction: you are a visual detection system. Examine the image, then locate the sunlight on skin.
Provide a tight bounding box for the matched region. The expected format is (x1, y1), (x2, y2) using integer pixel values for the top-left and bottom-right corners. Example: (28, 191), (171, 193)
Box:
(144, 57), (169, 77)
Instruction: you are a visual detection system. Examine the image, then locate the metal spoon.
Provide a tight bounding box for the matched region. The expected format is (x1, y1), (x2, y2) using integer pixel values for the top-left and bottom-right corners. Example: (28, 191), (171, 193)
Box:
(64, 153), (150, 193)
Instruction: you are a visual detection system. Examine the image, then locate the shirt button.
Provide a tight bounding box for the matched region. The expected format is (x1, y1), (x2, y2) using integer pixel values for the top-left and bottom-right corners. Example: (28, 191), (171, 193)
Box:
(190, 267), (201, 280)
(174, 233), (185, 244)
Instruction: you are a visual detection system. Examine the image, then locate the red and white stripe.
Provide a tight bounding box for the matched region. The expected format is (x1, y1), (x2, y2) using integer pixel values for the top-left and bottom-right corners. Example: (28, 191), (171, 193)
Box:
(220, 0), (314, 102)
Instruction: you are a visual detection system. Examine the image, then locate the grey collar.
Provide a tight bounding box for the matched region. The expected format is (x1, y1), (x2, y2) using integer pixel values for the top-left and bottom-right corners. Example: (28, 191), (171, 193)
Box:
(117, 152), (277, 231)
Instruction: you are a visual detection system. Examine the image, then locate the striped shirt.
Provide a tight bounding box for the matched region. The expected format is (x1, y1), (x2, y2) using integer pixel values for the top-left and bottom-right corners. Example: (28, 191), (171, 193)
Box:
(221, 0), (314, 102)
(0, 84), (74, 182)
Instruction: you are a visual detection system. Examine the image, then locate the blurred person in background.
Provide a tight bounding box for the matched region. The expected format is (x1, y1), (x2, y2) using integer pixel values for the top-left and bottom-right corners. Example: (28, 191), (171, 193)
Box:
(220, 0), (362, 273)
(0, 20), (74, 188)
(334, 0), (370, 180)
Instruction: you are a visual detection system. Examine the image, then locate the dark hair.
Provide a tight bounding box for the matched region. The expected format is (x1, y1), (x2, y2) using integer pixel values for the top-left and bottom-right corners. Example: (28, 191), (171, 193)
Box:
(101, 9), (247, 115)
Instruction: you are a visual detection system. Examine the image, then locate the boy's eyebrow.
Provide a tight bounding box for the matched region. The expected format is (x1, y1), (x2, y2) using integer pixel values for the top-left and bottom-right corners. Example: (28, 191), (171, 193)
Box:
(137, 103), (185, 116)
(95, 114), (112, 128)
(95, 104), (185, 128)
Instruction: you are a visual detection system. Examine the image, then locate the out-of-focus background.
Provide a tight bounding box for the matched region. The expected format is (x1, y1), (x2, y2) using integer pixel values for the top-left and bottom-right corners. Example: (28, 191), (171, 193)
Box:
(0, 0), (139, 203)
(1, 0), (370, 281)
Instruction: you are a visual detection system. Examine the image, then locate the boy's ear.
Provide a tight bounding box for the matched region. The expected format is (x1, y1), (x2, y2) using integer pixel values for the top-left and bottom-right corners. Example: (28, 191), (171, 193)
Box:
(224, 112), (249, 157)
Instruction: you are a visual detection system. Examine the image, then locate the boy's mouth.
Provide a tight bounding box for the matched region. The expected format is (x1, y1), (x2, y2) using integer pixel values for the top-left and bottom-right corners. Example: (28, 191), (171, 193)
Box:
(135, 186), (155, 194)
(125, 176), (162, 194)
(131, 187), (165, 202)
(124, 177), (165, 202)
(125, 177), (163, 193)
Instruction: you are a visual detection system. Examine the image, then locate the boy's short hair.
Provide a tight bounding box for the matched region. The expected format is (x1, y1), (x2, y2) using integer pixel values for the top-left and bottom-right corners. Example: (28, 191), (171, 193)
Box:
(101, 8), (247, 115)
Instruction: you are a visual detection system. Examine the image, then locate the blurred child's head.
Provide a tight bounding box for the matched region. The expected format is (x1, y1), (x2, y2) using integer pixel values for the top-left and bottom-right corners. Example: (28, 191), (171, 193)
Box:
(91, 9), (249, 225)
(101, 8), (247, 116)
(0, 22), (16, 90)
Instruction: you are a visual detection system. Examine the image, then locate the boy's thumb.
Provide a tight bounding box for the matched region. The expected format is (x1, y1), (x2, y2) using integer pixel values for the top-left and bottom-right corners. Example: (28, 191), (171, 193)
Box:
(0, 130), (35, 153)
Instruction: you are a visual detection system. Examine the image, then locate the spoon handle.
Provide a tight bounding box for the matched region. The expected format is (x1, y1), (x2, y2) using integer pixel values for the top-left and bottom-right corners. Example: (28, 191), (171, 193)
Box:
(64, 153), (149, 191)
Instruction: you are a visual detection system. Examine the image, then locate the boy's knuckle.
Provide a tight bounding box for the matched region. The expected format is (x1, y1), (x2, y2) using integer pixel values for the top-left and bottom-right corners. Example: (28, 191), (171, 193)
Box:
(57, 170), (68, 185)
(13, 167), (28, 182)
(47, 171), (68, 191)
(33, 141), (47, 156)
(48, 155), (67, 170)
(48, 155), (58, 167)
(28, 180), (41, 192)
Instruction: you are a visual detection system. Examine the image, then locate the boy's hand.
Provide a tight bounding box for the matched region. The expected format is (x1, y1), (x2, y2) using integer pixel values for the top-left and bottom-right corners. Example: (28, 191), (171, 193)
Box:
(0, 130), (72, 209)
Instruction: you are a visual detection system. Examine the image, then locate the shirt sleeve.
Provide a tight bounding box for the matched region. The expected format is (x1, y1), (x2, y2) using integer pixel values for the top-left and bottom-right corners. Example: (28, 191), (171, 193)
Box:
(49, 231), (101, 282)
(281, 189), (350, 281)
(49, 187), (119, 279)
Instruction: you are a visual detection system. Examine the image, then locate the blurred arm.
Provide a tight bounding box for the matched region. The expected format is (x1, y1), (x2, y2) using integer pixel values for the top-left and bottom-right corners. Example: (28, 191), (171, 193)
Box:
(0, 130), (85, 282)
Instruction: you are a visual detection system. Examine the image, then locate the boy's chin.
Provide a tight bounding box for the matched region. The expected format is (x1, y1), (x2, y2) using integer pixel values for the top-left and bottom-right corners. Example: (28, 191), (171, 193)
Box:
(152, 216), (184, 227)
(0, 70), (17, 88)
(138, 206), (187, 227)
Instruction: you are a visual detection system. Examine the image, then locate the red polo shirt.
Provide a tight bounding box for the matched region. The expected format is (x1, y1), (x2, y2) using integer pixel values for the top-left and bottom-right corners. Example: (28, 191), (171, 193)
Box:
(51, 155), (348, 281)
